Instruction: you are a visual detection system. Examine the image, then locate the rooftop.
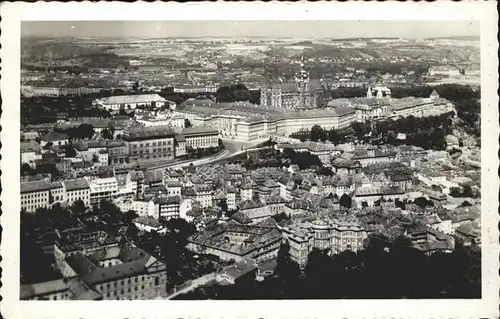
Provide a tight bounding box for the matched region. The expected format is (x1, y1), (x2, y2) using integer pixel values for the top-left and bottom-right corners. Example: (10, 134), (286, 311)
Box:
(67, 245), (162, 285)
(97, 94), (166, 105)
(42, 131), (68, 142)
(20, 278), (67, 299)
(21, 142), (41, 153)
(133, 215), (162, 228)
(354, 185), (404, 197)
(182, 126), (220, 136)
(123, 125), (175, 141)
(21, 180), (61, 194)
(63, 179), (90, 191)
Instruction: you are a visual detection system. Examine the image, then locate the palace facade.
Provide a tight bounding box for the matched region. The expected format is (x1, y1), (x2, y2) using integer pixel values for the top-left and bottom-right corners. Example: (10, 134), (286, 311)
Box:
(175, 100), (356, 142)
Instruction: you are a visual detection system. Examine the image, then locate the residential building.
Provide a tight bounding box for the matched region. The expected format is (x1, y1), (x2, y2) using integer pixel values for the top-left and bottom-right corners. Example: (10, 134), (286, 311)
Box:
(195, 184), (213, 208)
(173, 85), (218, 94)
(182, 126), (220, 150)
(62, 179), (91, 207)
(226, 186), (237, 210)
(353, 185), (404, 207)
(50, 182), (65, 203)
(157, 196), (181, 220)
(136, 114), (184, 128)
(21, 180), (55, 212)
(21, 130), (40, 142)
(330, 215), (367, 254)
(351, 146), (397, 167)
(126, 171), (145, 199)
(107, 141), (129, 165)
(95, 94), (168, 112)
(281, 215), (367, 266)
(281, 225), (313, 267)
(131, 198), (158, 218)
(165, 180), (182, 197)
(54, 239), (168, 300)
(87, 177), (119, 206)
(20, 277), (102, 300)
(133, 216), (166, 233)
(240, 182), (254, 202)
(21, 142), (43, 167)
(40, 131), (69, 147)
(174, 135), (186, 157)
(123, 125), (175, 162)
(187, 220), (282, 263)
(429, 65), (461, 77)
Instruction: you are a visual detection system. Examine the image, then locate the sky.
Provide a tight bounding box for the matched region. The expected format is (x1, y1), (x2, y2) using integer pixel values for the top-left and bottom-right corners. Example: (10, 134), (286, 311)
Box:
(21, 20), (479, 39)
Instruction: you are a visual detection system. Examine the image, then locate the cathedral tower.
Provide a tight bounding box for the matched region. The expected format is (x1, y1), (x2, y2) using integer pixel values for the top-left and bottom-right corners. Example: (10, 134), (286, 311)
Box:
(295, 57), (310, 108)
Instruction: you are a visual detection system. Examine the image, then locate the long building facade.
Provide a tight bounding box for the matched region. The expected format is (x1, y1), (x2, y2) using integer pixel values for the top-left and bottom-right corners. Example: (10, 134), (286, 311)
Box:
(175, 101), (357, 142)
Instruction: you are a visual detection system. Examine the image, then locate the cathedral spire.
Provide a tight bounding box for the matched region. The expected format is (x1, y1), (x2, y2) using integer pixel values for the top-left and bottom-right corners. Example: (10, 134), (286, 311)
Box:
(296, 56), (309, 82)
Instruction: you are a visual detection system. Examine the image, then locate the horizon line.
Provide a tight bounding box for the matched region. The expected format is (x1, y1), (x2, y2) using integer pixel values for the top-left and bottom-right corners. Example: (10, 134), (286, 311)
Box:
(22, 34), (480, 40)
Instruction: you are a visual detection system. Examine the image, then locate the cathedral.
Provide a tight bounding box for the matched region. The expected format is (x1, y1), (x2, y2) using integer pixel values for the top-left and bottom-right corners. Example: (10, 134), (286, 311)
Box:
(260, 58), (324, 109)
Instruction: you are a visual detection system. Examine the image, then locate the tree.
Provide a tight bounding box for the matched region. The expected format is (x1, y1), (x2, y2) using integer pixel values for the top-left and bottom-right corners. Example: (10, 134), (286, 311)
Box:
(462, 185), (474, 198)
(351, 121), (367, 140)
(216, 199), (228, 213)
(328, 128), (340, 144)
(126, 224), (139, 239)
(35, 163), (60, 178)
(63, 144), (77, 157)
(215, 84), (255, 103)
(101, 126), (115, 140)
(92, 153), (99, 163)
(76, 124), (95, 139)
(449, 187), (463, 198)
(132, 80), (140, 91)
(339, 194), (352, 209)
(71, 199), (86, 216)
(124, 210), (139, 225)
(272, 212), (290, 224)
(460, 200), (472, 207)
(414, 196), (433, 208)
(395, 199), (406, 210)
(21, 163), (33, 176)
(317, 167), (334, 176)
(310, 125), (324, 142)
(184, 119), (192, 128)
(274, 242), (301, 285)
(96, 200), (122, 225)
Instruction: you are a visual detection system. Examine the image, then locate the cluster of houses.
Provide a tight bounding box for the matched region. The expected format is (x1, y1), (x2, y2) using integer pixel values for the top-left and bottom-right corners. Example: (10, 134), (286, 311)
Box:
(21, 132), (481, 268)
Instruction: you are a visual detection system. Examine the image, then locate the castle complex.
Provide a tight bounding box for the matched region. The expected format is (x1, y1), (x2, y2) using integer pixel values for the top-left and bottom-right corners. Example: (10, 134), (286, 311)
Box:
(260, 58), (324, 109)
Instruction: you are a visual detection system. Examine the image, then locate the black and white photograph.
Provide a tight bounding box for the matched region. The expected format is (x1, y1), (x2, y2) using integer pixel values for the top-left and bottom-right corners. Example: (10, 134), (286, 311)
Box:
(1, 2), (498, 319)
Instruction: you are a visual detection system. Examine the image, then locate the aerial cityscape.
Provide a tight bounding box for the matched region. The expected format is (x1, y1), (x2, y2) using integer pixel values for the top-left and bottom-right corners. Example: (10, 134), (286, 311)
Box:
(20, 20), (481, 301)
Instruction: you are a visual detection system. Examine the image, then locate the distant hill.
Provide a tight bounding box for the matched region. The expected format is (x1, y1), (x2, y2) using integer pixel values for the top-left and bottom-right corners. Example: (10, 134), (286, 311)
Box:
(425, 35), (479, 41)
(23, 44), (105, 60)
(301, 45), (373, 60)
(331, 37), (400, 42)
(290, 41), (314, 46)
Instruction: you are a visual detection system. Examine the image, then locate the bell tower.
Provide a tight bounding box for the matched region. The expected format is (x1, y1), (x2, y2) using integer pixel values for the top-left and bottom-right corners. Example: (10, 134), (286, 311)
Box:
(295, 56), (310, 108)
